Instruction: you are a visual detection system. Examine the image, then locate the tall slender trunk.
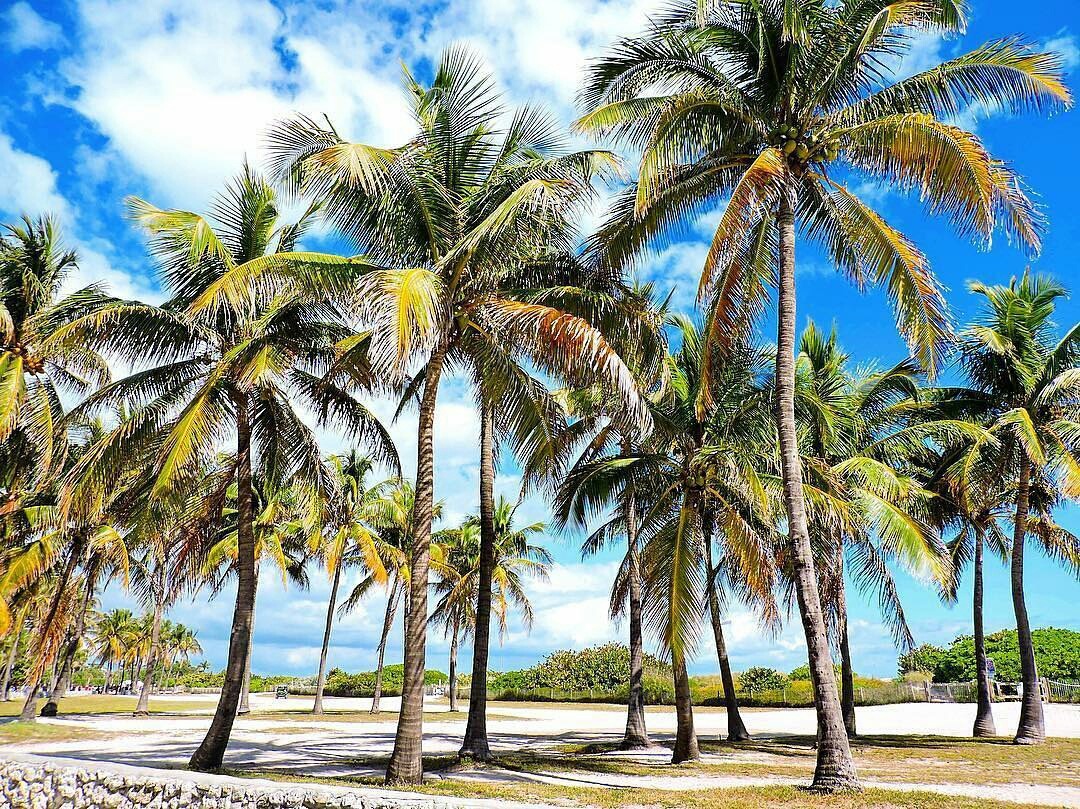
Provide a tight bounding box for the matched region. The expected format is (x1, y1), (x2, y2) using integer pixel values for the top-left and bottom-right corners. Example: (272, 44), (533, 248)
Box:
(135, 563), (167, 716)
(702, 510), (749, 742)
(104, 660), (114, 695)
(460, 396), (496, 760)
(238, 563), (259, 716)
(44, 578), (96, 716)
(313, 558), (344, 715)
(1, 612), (22, 700)
(670, 649), (699, 763)
(835, 550), (856, 738)
(622, 445), (650, 749)
(775, 188), (858, 791)
(448, 618), (460, 713)
(21, 537), (83, 722)
(189, 393), (259, 771)
(371, 584), (399, 714)
(386, 339), (448, 785)
(1012, 455), (1044, 744)
(972, 523), (996, 736)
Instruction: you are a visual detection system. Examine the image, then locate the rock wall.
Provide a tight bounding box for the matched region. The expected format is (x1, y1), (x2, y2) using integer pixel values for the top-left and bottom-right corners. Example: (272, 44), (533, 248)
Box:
(0, 755), (494, 809)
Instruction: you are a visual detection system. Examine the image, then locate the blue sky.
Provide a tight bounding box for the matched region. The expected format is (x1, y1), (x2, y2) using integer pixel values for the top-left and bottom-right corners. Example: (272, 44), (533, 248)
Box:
(1, 0), (1079, 679)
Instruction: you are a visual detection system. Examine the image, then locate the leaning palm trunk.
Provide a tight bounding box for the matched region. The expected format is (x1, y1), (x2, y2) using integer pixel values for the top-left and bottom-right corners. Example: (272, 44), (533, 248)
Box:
(237, 563), (259, 716)
(313, 559), (344, 715)
(21, 538), (83, 721)
(775, 190), (858, 790)
(1, 614), (23, 700)
(386, 340), (449, 785)
(972, 524), (996, 736)
(460, 398), (496, 760)
(702, 516), (749, 742)
(670, 649), (699, 763)
(448, 618), (460, 713)
(834, 551), (856, 738)
(622, 473), (650, 749)
(43, 581), (95, 716)
(135, 566), (167, 716)
(1012, 456), (1045, 744)
(189, 396), (260, 771)
(371, 584), (399, 714)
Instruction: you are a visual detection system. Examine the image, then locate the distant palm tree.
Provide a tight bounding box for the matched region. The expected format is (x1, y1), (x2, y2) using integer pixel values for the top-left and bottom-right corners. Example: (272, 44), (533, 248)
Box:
(579, 1), (1066, 789)
(433, 499), (551, 712)
(92, 608), (137, 694)
(944, 273), (1080, 744)
(305, 450), (394, 715)
(54, 164), (394, 769)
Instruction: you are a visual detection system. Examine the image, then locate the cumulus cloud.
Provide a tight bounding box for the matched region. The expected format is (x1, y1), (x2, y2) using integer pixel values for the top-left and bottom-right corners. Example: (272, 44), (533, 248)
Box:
(0, 131), (73, 220)
(2, 2), (64, 52)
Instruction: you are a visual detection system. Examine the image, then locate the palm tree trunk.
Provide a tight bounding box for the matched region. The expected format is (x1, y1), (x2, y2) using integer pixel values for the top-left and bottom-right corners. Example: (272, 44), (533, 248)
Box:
(238, 564), (259, 716)
(20, 538), (83, 722)
(702, 510), (749, 742)
(670, 648), (699, 763)
(1, 616), (21, 700)
(313, 559), (344, 715)
(371, 584), (399, 714)
(775, 189), (858, 791)
(189, 393), (259, 771)
(622, 451), (650, 750)
(44, 579), (96, 716)
(971, 523), (996, 736)
(135, 565), (167, 716)
(386, 338), (449, 785)
(448, 618), (460, 713)
(460, 395), (496, 760)
(834, 550), (856, 738)
(1012, 455), (1044, 744)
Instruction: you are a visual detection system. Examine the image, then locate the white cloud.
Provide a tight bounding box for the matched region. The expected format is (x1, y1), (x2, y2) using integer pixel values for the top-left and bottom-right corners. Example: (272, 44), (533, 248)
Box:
(1044, 32), (1080, 72)
(0, 131), (72, 220)
(2, 2), (64, 52)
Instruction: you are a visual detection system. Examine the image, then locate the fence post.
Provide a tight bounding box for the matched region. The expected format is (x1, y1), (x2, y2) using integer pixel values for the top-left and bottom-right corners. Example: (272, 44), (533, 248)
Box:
(782, 688), (787, 705)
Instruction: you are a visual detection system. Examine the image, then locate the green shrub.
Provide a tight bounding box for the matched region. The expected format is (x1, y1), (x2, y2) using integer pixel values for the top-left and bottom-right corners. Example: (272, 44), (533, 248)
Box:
(738, 666), (789, 692)
(900, 628), (1080, 683)
(488, 643), (671, 693)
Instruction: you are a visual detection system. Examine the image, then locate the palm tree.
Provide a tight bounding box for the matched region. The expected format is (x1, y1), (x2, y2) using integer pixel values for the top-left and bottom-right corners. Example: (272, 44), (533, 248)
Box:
(306, 450), (394, 715)
(266, 48), (645, 784)
(578, 1), (1066, 788)
(53, 164), (394, 769)
(433, 499), (551, 713)
(0, 216), (108, 510)
(788, 322), (953, 736)
(338, 479), (441, 716)
(944, 273), (1080, 744)
(91, 608), (137, 694)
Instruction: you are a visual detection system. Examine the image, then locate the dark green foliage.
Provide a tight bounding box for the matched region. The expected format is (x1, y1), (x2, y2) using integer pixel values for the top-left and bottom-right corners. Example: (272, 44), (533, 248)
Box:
(738, 666), (790, 692)
(487, 643), (671, 692)
(899, 628), (1080, 682)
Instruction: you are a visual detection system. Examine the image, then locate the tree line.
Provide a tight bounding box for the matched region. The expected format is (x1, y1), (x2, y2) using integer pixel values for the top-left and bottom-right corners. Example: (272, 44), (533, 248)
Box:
(1, 0), (1078, 795)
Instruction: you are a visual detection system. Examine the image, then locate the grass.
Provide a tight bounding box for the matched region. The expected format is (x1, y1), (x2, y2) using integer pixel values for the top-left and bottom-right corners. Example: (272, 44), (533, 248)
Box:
(0, 719), (110, 745)
(0, 695), (214, 717)
(225, 766), (1051, 809)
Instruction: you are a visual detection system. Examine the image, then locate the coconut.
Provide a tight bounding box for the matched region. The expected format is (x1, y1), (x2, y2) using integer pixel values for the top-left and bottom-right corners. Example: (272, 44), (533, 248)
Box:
(783, 140), (798, 155)
(795, 144), (810, 160)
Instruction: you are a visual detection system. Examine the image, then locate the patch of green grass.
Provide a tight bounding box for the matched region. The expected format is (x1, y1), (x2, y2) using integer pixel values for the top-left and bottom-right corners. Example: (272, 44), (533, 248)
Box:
(225, 766), (1047, 809)
(0, 696), (214, 717)
(0, 720), (110, 745)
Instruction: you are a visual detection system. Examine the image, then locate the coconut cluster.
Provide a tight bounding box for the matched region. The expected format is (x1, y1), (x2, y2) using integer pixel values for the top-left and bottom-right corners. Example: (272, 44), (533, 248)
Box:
(768, 124), (842, 164)
(5, 343), (44, 374)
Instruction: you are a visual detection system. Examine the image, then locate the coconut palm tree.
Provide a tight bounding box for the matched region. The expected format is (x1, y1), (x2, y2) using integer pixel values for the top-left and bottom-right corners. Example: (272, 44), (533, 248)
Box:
(0, 216), (108, 509)
(942, 273), (1080, 744)
(788, 322), (955, 736)
(578, 1), (1067, 788)
(265, 48), (645, 784)
(433, 498), (551, 712)
(336, 478), (439, 715)
(51, 164), (394, 769)
(305, 450), (395, 715)
(92, 608), (137, 694)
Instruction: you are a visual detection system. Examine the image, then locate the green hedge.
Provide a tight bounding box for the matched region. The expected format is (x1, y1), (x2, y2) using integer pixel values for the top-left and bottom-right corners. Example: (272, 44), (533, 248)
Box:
(898, 628), (1080, 682)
